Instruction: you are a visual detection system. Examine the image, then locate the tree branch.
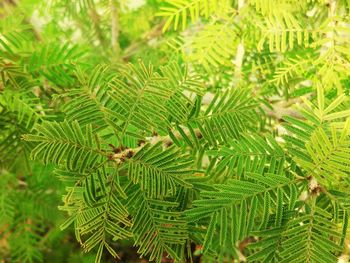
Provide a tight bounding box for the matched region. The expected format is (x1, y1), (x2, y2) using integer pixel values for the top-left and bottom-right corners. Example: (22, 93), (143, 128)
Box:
(233, 0), (245, 81)
(110, 0), (120, 53)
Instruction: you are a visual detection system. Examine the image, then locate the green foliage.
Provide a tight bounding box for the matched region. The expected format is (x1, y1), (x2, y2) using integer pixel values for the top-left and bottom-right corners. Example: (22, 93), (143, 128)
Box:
(157, 0), (230, 32)
(2, 0), (350, 262)
(127, 142), (193, 198)
(126, 184), (188, 262)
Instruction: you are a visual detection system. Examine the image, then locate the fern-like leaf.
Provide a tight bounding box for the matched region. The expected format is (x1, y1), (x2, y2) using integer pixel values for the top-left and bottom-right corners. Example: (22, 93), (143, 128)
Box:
(126, 184), (188, 263)
(23, 120), (106, 172)
(127, 142), (193, 198)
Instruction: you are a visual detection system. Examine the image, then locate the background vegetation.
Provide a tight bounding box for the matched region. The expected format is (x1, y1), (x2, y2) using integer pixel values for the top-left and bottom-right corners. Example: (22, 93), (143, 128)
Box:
(1, 0), (350, 262)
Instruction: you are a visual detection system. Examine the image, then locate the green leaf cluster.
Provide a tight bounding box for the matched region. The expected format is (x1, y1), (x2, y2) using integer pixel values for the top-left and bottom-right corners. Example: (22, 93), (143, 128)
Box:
(1, 0), (350, 262)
